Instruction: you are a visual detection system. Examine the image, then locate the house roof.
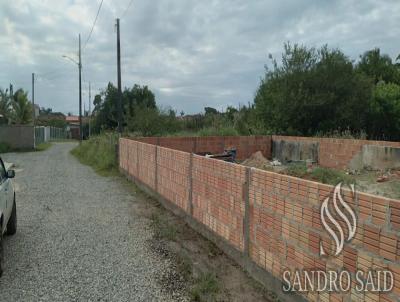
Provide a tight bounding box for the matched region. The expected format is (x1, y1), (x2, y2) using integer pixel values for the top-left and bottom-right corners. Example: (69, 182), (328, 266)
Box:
(65, 115), (79, 122)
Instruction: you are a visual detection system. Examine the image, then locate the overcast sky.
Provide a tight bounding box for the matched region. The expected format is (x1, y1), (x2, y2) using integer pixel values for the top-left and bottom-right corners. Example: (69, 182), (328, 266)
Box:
(0, 0), (399, 115)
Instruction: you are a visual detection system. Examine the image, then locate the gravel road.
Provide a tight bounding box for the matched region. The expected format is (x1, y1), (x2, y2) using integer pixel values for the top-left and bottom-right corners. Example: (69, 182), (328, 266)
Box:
(0, 143), (183, 301)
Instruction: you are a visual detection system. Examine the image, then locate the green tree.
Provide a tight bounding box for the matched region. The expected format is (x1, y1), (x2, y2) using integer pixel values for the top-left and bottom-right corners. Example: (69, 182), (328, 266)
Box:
(123, 84), (156, 118)
(357, 48), (400, 84)
(368, 82), (400, 140)
(0, 88), (11, 124)
(92, 83), (158, 134)
(254, 43), (372, 135)
(127, 107), (161, 136)
(11, 89), (32, 124)
(204, 107), (218, 115)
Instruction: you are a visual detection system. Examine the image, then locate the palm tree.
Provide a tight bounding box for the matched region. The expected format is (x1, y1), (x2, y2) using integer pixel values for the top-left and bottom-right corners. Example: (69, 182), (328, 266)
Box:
(0, 88), (11, 124)
(11, 89), (32, 124)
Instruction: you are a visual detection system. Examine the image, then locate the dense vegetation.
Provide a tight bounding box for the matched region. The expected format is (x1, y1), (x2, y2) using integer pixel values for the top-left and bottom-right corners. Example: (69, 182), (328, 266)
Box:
(90, 44), (400, 140)
(70, 133), (119, 175)
(91, 82), (262, 137)
(255, 44), (400, 139)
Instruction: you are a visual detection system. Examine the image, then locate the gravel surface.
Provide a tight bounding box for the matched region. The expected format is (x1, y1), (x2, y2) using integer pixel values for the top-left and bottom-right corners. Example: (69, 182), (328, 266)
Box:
(0, 143), (185, 301)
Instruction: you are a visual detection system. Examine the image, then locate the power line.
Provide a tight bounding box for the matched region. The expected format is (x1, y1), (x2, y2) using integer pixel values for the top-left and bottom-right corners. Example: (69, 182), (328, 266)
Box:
(83, 0), (104, 50)
(121, 0), (134, 19)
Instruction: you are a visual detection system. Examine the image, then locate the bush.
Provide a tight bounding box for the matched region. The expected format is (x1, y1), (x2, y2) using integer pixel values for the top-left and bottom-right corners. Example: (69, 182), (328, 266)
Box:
(254, 43), (372, 136)
(197, 126), (239, 137)
(190, 272), (219, 301)
(70, 133), (118, 175)
(0, 142), (11, 153)
(284, 162), (355, 186)
(310, 167), (355, 186)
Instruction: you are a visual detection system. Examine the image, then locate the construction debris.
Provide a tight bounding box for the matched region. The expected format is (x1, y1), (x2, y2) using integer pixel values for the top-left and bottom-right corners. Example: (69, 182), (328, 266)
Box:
(377, 175), (389, 183)
(202, 148), (237, 162)
(242, 151), (270, 170)
(270, 159), (282, 166)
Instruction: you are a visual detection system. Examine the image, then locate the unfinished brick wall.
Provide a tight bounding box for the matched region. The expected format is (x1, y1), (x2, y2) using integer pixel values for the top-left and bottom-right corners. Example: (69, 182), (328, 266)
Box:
(272, 135), (400, 169)
(120, 137), (400, 302)
(192, 155), (246, 251)
(156, 146), (191, 211)
(132, 135), (272, 160)
(249, 168), (400, 302)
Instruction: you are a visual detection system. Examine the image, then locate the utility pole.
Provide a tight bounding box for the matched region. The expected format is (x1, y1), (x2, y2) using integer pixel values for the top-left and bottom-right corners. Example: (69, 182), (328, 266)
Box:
(88, 82), (91, 138)
(78, 33), (83, 143)
(32, 73), (36, 148)
(9, 84), (13, 99)
(116, 18), (123, 134)
(32, 73), (35, 123)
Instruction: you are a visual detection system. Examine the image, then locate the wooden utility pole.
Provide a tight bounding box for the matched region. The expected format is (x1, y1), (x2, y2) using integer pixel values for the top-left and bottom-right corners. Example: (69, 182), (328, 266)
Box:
(78, 34), (83, 143)
(116, 18), (123, 134)
(88, 82), (91, 138)
(32, 73), (36, 148)
(32, 73), (35, 123)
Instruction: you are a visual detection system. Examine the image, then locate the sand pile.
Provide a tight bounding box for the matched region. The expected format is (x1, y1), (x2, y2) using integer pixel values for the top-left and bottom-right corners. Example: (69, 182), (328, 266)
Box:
(242, 151), (270, 170)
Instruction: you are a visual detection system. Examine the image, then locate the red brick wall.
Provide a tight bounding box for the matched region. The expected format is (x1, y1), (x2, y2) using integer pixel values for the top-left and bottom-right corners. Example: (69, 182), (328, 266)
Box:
(249, 168), (400, 302)
(272, 135), (400, 169)
(119, 139), (157, 189)
(192, 155), (246, 251)
(130, 135), (272, 160)
(120, 138), (247, 251)
(119, 137), (400, 302)
(156, 146), (191, 211)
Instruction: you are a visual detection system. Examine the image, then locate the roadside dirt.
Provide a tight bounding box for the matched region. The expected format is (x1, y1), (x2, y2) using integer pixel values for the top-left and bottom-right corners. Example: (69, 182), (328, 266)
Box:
(122, 179), (277, 302)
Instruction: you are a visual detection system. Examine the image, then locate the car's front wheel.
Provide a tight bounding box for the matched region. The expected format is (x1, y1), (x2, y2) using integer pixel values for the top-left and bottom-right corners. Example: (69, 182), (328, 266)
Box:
(6, 199), (17, 236)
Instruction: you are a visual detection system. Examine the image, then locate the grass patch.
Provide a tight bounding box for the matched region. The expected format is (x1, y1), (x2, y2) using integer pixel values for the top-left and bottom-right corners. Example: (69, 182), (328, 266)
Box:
(309, 167), (355, 185)
(0, 142), (11, 153)
(284, 162), (355, 186)
(197, 126), (239, 137)
(1, 142), (52, 153)
(35, 142), (52, 151)
(190, 272), (219, 302)
(70, 133), (119, 176)
(285, 163), (308, 178)
(150, 212), (179, 241)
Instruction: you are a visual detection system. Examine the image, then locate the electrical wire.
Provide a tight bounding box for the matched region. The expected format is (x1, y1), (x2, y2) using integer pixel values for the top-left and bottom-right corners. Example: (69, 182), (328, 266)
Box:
(121, 0), (134, 19)
(83, 0), (104, 50)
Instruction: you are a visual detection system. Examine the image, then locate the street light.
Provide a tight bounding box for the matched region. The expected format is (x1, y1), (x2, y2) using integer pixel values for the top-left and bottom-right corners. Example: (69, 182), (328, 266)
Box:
(62, 34), (83, 143)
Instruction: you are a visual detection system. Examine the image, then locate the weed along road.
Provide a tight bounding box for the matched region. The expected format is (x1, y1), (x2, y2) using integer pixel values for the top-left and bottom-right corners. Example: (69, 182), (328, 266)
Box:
(0, 143), (185, 301)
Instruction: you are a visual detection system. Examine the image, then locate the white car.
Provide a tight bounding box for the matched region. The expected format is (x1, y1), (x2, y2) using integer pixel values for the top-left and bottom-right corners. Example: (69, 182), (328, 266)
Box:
(0, 157), (17, 277)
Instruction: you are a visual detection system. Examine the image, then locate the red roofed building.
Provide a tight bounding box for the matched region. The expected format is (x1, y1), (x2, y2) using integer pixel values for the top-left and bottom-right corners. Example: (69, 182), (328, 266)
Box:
(65, 115), (80, 139)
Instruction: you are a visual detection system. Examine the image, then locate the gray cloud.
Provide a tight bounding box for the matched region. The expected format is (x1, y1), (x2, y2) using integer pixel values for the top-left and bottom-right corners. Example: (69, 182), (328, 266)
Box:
(0, 0), (399, 114)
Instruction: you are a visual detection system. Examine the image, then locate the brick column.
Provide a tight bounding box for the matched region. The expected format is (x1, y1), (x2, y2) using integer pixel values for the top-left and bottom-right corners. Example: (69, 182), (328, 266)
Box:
(188, 153), (194, 216)
(243, 166), (251, 256)
(154, 145), (158, 192)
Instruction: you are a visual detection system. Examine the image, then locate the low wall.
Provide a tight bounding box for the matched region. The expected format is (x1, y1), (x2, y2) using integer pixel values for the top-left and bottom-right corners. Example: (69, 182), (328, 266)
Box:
(132, 135), (272, 161)
(0, 125), (34, 149)
(120, 137), (400, 302)
(272, 135), (400, 169)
